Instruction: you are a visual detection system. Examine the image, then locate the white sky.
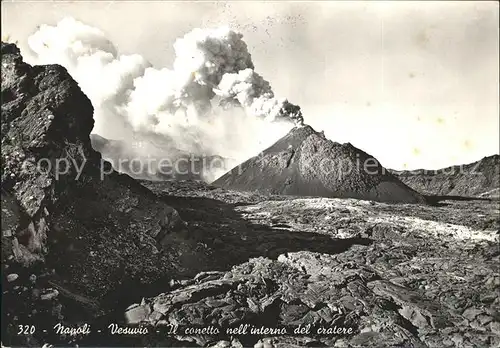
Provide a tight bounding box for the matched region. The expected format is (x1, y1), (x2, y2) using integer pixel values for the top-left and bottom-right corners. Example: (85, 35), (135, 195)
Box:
(2, 1), (499, 170)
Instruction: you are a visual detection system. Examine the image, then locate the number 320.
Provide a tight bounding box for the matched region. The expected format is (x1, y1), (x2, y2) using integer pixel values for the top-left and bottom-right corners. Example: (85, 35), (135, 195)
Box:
(18, 325), (36, 335)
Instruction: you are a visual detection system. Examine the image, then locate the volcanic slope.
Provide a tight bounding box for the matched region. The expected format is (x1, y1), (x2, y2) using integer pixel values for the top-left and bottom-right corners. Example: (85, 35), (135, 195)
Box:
(214, 125), (426, 204)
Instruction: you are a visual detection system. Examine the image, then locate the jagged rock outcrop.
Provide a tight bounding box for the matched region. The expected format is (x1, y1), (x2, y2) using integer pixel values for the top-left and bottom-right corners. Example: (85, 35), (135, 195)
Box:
(214, 126), (426, 204)
(1, 42), (210, 346)
(391, 155), (500, 199)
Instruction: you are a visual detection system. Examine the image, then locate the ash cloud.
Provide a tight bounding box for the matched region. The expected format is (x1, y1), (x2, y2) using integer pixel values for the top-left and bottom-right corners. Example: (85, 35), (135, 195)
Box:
(25, 17), (303, 180)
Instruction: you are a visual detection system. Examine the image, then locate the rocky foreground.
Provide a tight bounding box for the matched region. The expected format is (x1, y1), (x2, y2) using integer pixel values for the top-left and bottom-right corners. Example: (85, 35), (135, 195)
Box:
(126, 181), (499, 348)
(1, 41), (500, 348)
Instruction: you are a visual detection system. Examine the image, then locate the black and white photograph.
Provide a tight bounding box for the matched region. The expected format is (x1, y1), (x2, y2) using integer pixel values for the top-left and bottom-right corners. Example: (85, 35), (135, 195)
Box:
(1, 1), (499, 347)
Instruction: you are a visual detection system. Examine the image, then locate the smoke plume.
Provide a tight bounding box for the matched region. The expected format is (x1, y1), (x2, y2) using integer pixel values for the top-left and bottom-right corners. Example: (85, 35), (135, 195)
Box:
(25, 17), (304, 180)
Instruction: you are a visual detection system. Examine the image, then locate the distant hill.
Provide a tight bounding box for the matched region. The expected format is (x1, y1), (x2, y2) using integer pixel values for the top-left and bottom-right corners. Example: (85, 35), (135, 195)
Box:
(390, 155), (500, 198)
(90, 134), (229, 182)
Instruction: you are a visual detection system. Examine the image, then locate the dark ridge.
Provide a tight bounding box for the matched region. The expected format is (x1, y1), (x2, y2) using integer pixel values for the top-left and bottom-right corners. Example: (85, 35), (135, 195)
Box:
(390, 155), (500, 198)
